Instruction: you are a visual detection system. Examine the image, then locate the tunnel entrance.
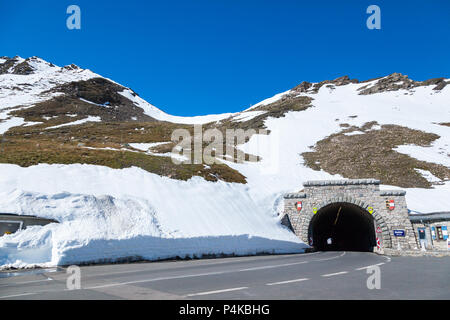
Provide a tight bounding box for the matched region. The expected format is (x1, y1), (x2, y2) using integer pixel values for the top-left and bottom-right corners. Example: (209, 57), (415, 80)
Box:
(308, 202), (376, 252)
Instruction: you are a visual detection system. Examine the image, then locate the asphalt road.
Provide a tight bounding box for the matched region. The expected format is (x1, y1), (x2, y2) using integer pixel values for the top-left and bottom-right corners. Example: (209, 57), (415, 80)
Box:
(0, 251), (449, 299)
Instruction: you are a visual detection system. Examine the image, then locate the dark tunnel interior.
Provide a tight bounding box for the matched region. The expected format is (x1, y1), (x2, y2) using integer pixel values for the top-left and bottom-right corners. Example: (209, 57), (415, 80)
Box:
(308, 202), (376, 252)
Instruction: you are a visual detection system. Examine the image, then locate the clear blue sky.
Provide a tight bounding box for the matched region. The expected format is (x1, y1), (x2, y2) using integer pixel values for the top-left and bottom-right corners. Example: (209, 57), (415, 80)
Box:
(1, 0), (449, 116)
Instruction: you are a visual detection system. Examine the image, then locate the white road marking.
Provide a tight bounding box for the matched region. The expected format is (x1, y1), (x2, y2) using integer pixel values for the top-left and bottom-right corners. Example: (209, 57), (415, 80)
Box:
(60, 251), (321, 279)
(82, 252), (343, 287)
(312, 251), (346, 261)
(321, 271), (348, 277)
(84, 271), (226, 290)
(355, 263), (385, 270)
(266, 278), (309, 286)
(0, 292), (36, 299)
(0, 252), (344, 298)
(238, 252), (345, 272)
(186, 287), (248, 297)
(0, 278), (53, 287)
(239, 261), (308, 272)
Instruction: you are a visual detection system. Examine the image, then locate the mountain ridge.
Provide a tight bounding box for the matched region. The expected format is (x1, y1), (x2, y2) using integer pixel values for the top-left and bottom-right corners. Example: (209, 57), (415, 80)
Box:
(1, 55), (449, 189)
(2, 55), (448, 120)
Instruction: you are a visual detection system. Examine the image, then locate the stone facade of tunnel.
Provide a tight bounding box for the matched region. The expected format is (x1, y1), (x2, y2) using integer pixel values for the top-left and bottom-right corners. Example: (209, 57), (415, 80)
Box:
(282, 179), (419, 253)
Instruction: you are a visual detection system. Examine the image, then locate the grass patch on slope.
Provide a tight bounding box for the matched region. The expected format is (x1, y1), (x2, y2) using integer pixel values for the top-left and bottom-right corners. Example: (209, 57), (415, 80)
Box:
(302, 122), (450, 188)
(0, 121), (246, 183)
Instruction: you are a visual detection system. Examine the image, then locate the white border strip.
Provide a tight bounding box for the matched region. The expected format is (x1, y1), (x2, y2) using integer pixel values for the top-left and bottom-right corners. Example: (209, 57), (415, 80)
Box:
(321, 271), (348, 277)
(266, 278), (309, 286)
(186, 287), (248, 297)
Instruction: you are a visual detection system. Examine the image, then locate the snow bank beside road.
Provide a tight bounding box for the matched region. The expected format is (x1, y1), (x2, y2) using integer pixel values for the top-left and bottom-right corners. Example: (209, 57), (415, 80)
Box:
(0, 164), (305, 268)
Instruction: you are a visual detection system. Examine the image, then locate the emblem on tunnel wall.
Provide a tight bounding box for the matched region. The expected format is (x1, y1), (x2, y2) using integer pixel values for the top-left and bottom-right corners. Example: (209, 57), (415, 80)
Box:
(367, 207), (374, 214)
(386, 199), (395, 210)
(295, 201), (302, 212)
(312, 207), (318, 214)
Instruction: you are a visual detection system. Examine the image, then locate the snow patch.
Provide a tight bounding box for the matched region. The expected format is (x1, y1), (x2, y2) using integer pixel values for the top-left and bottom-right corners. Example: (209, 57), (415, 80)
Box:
(119, 89), (234, 124)
(45, 116), (101, 129)
(394, 143), (450, 168)
(245, 89), (292, 111)
(129, 142), (170, 152)
(344, 131), (365, 136)
(79, 98), (110, 107)
(414, 169), (442, 183)
(232, 111), (267, 122)
(0, 117), (25, 134)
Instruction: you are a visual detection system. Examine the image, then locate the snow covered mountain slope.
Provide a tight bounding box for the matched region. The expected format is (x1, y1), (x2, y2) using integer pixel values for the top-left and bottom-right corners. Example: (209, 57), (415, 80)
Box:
(0, 56), (232, 127)
(0, 56), (246, 184)
(0, 56), (449, 267)
(227, 77), (450, 218)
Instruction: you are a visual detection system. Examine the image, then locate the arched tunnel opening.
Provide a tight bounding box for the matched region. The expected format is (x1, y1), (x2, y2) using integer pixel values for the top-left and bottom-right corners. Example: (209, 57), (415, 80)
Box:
(308, 202), (376, 252)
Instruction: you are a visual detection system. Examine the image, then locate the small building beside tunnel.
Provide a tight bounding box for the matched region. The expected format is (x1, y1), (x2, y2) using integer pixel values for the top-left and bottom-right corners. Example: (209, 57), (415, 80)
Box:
(0, 213), (57, 236)
(281, 179), (420, 254)
(409, 212), (449, 251)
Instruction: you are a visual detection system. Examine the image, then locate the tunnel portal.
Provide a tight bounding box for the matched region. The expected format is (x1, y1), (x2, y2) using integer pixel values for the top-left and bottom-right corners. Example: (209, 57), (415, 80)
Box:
(282, 179), (420, 253)
(308, 202), (376, 251)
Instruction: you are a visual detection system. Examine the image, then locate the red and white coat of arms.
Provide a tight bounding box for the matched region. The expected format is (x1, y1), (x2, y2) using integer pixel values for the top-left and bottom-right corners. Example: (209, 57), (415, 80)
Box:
(387, 199), (395, 210)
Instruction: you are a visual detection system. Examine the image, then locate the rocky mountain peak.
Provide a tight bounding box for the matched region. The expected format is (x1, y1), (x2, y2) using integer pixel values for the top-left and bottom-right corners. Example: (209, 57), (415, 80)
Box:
(292, 75), (359, 94)
(0, 55), (52, 75)
(358, 72), (448, 94)
(63, 64), (81, 71)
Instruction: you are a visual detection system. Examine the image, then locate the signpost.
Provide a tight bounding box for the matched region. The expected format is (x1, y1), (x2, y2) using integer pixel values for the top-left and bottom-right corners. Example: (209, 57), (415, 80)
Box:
(442, 226), (448, 240)
(393, 229), (405, 237)
(376, 237), (381, 250)
(375, 223), (383, 251)
(418, 228), (427, 250)
(418, 228), (426, 240)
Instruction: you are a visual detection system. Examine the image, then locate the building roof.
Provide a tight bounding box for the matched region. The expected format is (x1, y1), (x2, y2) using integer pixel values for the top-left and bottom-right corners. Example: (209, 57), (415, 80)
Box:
(303, 179), (381, 187)
(408, 212), (450, 222)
